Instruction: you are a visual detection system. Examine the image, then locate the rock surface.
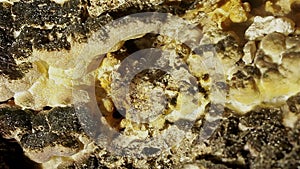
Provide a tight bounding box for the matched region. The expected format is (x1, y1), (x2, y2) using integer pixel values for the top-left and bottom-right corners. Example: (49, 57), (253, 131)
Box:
(0, 0), (299, 168)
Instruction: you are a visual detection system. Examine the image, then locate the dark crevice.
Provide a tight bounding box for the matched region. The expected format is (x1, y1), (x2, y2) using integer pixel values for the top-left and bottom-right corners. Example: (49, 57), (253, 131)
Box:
(42, 106), (52, 111)
(0, 136), (41, 169)
(196, 154), (248, 169)
(112, 110), (123, 119)
(80, 2), (90, 23)
(0, 98), (15, 105)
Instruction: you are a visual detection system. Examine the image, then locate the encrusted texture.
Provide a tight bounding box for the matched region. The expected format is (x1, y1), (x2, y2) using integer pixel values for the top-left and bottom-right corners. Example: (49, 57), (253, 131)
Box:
(0, 0), (299, 168)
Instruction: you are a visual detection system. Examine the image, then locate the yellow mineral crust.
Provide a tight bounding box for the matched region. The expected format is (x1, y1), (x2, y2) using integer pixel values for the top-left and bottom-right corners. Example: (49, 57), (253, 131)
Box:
(0, 1), (298, 118)
(260, 32), (286, 64)
(259, 35), (300, 102)
(12, 62), (76, 110)
(228, 30), (300, 113)
(0, 63), (42, 104)
(228, 78), (261, 112)
(242, 41), (256, 64)
(0, 40), (90, 110)
(245, 16), (295, 40)
(209, 0), (250, 28)
(91, 32), (213, 140)
(96, 53), (120, 93)
(283, 110), (299, 128)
